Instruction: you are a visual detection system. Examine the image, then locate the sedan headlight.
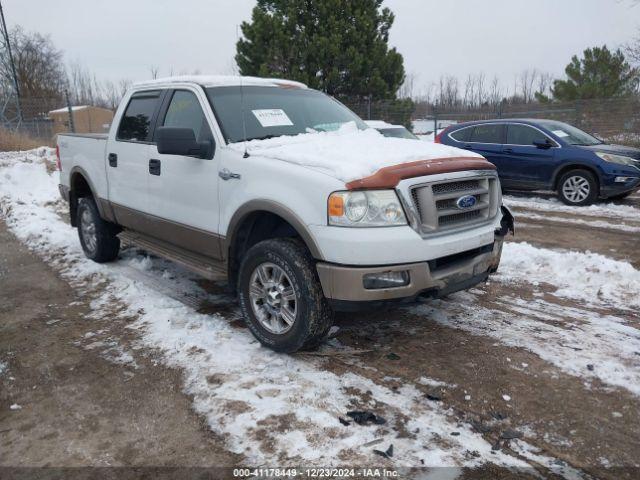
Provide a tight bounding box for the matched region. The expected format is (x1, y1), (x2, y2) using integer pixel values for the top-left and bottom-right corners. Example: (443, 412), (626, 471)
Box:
(328, 190), (407, 227)
(596, 152), (639, 169)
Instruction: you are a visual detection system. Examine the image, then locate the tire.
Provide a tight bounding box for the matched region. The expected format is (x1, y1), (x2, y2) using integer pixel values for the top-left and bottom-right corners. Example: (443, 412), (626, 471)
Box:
(77, 197), (120, 263)
(557, 169), (598, 206)
(238, 238), (334, 353)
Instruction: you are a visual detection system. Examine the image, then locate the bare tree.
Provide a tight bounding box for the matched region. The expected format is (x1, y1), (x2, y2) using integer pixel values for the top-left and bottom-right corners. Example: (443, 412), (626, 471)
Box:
(0, 26), (66, 100)
(626, 28), (640, 65)
(149, 65), (160, 79)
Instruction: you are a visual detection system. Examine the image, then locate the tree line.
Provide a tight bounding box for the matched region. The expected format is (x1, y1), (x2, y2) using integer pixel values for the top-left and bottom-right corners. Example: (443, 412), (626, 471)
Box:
(1, 0), (639, 117)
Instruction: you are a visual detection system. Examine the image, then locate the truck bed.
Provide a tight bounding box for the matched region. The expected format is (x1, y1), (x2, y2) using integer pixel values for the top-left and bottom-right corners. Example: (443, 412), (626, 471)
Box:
(58, 133), (109, 201)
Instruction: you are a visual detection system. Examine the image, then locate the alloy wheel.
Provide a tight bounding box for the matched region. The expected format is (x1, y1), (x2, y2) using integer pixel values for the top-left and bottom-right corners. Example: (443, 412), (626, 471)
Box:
(562, 176), (591, 203)
(80, 208), (98, 254)
(249, 262), (297, 335)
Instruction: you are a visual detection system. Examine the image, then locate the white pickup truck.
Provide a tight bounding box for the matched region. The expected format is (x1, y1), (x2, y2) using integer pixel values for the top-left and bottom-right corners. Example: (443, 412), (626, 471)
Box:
(57, 75), (514, 352)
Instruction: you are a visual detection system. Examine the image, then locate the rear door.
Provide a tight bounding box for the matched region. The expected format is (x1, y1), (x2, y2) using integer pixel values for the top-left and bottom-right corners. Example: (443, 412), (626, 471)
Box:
(462, 123), (506, 174)
(107, 90), (165, 232)
(146, 88), (222, 259)
(501, 124), (558, 188)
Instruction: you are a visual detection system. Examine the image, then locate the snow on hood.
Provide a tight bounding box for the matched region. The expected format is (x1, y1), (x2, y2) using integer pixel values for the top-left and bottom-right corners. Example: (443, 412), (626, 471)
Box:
(228, 122), (482, 183)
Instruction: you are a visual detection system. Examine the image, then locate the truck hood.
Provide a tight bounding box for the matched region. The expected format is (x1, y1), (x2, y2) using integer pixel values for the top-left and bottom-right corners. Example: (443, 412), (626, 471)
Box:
(228, 122), (489, 186)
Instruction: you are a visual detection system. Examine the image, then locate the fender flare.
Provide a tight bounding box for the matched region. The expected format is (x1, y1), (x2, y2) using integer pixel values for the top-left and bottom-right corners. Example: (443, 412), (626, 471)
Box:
(224, 200), (324, 260)
(551, 162), (602, 189)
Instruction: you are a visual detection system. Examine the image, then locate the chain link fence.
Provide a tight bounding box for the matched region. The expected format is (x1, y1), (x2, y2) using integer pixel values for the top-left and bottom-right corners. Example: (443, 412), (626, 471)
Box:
(343, 96), (640, 147)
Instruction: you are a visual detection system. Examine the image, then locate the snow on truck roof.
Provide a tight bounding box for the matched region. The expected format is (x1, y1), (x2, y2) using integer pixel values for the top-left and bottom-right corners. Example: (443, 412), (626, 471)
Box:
(133, 75), (308, 89)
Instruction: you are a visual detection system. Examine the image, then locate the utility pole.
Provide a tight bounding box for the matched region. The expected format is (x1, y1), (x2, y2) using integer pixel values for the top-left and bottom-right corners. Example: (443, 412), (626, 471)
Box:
(0, 0), (22, 123)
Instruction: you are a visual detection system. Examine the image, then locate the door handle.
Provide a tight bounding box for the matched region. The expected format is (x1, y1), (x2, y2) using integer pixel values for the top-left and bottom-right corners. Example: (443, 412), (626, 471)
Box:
(463, 144), (472, 149)
(108, 153), (117, 167)
(149, 159), (161, 176)
(503, 148), (514, 154)
(218, 168), (241, 181)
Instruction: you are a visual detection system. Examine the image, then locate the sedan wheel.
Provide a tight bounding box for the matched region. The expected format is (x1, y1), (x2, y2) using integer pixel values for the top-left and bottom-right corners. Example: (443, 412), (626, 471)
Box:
(557, 169), (598, 206)
(562, 175), (591, 203)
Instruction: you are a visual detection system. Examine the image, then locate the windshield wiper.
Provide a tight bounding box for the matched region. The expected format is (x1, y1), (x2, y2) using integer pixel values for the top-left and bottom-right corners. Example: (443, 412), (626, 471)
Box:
(247, 134), (280, 141)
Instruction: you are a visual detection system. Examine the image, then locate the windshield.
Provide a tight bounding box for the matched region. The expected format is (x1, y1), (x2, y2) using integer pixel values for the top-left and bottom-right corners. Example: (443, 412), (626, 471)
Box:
(205, 86), (368, 143)
(378, 127), (419, 140)
(537, 120), (603, 146)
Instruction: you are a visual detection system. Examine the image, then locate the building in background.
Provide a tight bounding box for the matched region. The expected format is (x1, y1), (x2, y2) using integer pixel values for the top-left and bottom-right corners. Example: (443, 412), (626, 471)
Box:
(48, 106), (114, 135)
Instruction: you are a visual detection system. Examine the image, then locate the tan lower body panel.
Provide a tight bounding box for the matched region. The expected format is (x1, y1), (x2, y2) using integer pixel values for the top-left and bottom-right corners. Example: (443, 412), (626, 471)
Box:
(118, 230), (227, 281)
(110, 203), (223, 260)
(316, 238), (503, 302)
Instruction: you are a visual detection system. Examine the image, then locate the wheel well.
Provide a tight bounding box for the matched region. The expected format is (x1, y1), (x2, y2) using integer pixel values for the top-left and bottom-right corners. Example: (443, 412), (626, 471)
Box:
(69, 172), (94, 227)
(227, 211), (307, 295)
(553, 164), (600, 191)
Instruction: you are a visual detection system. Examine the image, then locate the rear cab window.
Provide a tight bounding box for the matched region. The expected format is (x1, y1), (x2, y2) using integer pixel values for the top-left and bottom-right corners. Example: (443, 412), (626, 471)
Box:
(117, 90), (163, 142)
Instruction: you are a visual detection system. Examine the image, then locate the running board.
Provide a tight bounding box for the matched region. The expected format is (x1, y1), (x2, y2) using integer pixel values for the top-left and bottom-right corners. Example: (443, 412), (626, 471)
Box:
(118, 230), (227, 281)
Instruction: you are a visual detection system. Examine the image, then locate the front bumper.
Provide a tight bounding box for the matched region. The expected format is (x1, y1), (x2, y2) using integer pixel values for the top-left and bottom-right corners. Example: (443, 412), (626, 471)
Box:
(600, 176), (640, 198)
(317, 235), (504, 309)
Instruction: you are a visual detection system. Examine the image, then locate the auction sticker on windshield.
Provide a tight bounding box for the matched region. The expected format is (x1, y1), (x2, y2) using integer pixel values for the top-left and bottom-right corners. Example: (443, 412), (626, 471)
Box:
(552, 130), (569, 138)
(252, 109), (294, 127)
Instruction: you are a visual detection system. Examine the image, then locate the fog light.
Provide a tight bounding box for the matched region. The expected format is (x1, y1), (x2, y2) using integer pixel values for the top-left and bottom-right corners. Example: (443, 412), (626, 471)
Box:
(614, 176), (635, 183)
(363, 271), (410, 290)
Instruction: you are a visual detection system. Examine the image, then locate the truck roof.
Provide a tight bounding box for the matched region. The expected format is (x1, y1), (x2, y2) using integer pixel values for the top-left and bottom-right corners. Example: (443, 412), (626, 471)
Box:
(133, 75), (308, 90)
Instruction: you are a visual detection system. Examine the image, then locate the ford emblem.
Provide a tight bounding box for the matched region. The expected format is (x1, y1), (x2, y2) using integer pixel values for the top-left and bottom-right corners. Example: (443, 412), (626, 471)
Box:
(456, 195), (477, 209)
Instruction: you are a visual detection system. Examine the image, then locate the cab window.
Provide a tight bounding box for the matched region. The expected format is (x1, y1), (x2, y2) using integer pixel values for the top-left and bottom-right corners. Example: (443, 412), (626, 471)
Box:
(162, 90), (213, 142)
(117, 90), (162, 142)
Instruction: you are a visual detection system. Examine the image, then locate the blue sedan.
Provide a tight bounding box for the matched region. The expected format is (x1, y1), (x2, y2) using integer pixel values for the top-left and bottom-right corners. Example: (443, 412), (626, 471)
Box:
(436, 119), (640, 205)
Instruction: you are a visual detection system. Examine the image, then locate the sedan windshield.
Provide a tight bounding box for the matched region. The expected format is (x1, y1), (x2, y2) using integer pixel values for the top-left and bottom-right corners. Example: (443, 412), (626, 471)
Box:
(378, 127), (419, 140)
(206, 86), (368, 143)
(537, 120), (603, 146)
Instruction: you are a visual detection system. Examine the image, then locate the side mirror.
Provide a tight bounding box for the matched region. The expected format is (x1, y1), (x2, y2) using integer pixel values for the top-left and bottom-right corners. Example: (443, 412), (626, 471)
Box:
(533, 139), (552, 150)
(156, 127), (213, 159)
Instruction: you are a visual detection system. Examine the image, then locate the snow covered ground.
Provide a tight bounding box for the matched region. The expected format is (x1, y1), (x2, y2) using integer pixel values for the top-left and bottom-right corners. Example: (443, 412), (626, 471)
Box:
(2, 148), (639, 476)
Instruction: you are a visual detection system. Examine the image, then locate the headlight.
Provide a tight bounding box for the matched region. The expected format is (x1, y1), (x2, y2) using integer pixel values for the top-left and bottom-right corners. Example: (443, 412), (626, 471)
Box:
(328, 190), (407, 227)
(596, 152), (639, 169)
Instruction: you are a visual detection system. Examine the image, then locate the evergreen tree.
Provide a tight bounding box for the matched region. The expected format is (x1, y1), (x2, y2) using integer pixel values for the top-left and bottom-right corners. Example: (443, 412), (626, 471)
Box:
(235, 0), (405, 99)
(550, 46), (639, 101)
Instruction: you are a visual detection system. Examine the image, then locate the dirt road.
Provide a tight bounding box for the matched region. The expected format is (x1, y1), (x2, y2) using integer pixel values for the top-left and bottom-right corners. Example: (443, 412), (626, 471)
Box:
(0, 222), (240, 468)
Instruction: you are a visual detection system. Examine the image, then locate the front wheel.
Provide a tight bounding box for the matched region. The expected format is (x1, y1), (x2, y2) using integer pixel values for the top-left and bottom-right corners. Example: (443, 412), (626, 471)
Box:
(557, 169), (598, 206)
(238, 238), (334, 353)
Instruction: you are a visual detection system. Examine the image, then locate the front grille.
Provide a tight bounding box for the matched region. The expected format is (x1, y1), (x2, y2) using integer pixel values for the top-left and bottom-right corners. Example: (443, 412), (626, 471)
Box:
(410, 174), (498, 233)
(439, 210), (481, 226)
(432, 180), (480, 194)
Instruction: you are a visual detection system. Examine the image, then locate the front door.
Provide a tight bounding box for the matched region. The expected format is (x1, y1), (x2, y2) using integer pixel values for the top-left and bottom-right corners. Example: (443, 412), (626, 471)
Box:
(146, 88), (222, 259)
(501, 124), (557, 189)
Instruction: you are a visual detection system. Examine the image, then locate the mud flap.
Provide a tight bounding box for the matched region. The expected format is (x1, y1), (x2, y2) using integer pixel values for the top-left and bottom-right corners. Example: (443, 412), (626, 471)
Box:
(496, 205), (515, 237)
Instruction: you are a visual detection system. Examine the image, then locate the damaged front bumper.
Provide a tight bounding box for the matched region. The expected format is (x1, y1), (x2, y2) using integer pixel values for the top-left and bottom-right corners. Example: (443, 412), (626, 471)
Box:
(317, 206), (515, 311)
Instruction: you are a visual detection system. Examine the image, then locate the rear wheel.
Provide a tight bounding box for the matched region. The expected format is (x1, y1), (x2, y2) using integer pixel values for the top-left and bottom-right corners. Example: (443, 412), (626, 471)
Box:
(77, 197), (120, 263)
(238, 238), (334, 353)
(557, 169), (598, 206)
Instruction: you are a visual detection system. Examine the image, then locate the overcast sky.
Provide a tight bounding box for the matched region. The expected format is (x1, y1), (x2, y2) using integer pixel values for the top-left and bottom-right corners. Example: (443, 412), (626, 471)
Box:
(3, 0), (639, 94)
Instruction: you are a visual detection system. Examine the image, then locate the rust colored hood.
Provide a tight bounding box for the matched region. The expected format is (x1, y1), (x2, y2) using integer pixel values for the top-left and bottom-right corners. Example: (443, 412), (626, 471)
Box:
(345, 157), (496, 190)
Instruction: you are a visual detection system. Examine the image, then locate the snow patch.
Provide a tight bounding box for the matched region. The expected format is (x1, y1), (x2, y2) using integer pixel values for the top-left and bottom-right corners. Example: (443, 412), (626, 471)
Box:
(229, 122), (481, 183)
